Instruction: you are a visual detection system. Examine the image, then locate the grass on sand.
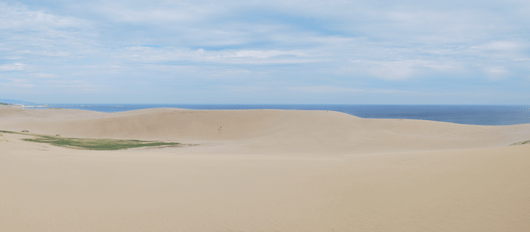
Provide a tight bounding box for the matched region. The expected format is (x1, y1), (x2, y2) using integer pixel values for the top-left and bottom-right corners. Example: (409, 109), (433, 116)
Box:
(510, 140), (530, 146)
(0, 130), (180, 150)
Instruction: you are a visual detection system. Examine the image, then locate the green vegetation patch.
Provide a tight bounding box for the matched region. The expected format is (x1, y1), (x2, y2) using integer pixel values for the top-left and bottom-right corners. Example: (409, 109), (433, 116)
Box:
(0, 102), (8, 105)
(0, 130), (17, 134)
(0, 130), (180, 150)
(510, 140), (530, 146)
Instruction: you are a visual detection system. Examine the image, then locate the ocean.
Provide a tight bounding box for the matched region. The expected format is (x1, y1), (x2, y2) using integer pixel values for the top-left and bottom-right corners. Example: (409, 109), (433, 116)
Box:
(26, 104), (530, 126)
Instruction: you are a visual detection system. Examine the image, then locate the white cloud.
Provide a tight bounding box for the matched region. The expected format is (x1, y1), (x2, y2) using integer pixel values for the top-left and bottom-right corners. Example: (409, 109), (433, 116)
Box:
(290, 86), (422, 94)
(121, 47), (311, 64)
(484, 66), (509, 80)
(102, 7), (205, 23)
(0, 2), (95, 63)
(21, 50), (72, 57)
(349, 60), (460, 80)
(1, 0), (530, 103)
(222, 85), (271, 93)
(470, 41), (524, 51)
(234, 50), (305, 59)
(486, 67), (508, 74)
(0, 3), (88, 30)
(30, 73), (58, 78)
(0, 63), (25, 71)
(2, 79), (34, 88)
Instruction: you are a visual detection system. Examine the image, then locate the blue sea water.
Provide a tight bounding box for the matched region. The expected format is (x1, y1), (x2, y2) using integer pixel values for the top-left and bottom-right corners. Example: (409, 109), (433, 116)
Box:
(32, 104), (530, 126)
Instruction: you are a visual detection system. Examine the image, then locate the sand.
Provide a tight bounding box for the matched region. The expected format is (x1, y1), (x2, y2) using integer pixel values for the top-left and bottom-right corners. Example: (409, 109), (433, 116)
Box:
(1, 106), (530, 231)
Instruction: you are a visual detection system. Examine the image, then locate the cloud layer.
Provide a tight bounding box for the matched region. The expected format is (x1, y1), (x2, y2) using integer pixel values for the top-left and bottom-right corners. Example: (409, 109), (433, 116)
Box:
(1, 0), (529, 104)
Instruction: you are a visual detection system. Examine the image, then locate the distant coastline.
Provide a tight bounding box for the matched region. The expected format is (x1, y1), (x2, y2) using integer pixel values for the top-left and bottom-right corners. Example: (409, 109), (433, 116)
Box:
(0, 99), (48, 108)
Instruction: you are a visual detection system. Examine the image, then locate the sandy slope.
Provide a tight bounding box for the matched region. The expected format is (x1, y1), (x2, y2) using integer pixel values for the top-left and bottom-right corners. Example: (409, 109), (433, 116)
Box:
(1, 107), (529, 154)
(1, 107), (530, 231)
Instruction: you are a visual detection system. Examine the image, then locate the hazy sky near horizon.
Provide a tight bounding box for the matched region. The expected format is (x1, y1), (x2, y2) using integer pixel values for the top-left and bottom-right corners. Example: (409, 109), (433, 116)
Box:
(0, 0), (529, 104)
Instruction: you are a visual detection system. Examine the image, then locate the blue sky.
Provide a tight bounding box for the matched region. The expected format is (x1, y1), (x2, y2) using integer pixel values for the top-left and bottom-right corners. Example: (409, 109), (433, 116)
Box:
(0, 0), (529, 104)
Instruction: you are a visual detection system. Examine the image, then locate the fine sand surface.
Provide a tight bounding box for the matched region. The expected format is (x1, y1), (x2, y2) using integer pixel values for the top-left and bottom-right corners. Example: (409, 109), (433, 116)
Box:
(1, 106), (530, 231)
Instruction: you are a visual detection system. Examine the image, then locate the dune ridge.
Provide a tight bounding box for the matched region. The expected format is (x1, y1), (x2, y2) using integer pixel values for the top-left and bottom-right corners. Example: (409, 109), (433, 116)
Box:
(1, 107), (529, 154)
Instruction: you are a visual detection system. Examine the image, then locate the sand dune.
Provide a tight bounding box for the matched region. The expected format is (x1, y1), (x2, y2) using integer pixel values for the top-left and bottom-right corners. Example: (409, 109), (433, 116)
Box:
(1, 107), (529, 154)
(1, 107), (530, 231)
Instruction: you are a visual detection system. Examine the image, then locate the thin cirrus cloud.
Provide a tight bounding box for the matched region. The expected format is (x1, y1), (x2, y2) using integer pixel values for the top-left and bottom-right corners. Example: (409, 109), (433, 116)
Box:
(120, 46), (311, 65)
(30, 73), (58, 78)
(0, 63), (25, 71)
(0, 0), (529, 104)
(0, 3), (82, 29)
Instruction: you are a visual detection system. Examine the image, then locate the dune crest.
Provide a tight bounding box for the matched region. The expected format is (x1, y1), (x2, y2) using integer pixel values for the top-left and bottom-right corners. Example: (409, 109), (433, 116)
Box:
(1, 107), (529, 154)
